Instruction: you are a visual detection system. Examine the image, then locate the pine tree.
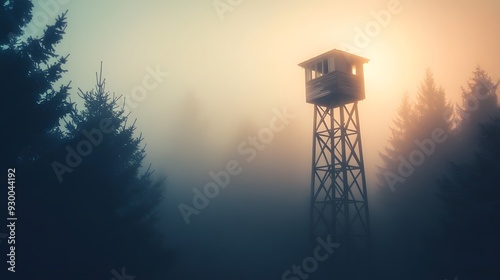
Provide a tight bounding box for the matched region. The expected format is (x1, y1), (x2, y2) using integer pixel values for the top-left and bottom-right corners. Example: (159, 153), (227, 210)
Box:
(1, 2), (71, 164)
(374, 71), (454, 279)
(377, 92), (416, 191)
(1, 2), (72, 279)
(435, 117), (500, 279)
(0, 0), (32, 45)
(414, 68), (452, 135)
(377, 70), (452, 192)
(455, 66), (499, 152)
(54, 67), (171, 279)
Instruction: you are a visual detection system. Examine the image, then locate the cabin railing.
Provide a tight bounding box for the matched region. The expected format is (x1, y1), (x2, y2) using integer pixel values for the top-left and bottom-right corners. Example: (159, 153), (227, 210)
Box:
(305, 71), (364, 104)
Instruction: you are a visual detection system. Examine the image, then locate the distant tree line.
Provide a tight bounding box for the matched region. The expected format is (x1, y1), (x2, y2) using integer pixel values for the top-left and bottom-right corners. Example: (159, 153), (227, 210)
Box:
(1, 1), (171, 279)
(375, 66), (500, 279)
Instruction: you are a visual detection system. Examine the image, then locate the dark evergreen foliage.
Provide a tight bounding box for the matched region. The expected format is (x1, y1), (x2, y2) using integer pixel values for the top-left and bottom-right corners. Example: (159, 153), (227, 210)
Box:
(434, 118), (500, 279)
(57, 69), (171, 279)
(1, 1), (71, 164)
(1, 2), (170, 279)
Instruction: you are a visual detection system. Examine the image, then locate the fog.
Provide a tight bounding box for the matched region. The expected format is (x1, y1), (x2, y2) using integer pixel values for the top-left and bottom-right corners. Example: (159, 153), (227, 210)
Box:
(25, 0), (500, 279)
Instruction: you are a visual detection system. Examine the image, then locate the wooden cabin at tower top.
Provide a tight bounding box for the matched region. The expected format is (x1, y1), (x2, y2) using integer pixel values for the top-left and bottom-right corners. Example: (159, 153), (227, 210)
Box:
(298, 49), (369, 108)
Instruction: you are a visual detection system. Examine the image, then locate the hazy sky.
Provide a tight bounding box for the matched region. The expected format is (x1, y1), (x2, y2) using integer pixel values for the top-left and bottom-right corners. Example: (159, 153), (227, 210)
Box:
(29, 0), (498, 183)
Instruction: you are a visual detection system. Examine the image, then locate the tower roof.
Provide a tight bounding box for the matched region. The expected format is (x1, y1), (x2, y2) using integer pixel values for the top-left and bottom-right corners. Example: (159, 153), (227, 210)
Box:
(298, 49), (369, 68)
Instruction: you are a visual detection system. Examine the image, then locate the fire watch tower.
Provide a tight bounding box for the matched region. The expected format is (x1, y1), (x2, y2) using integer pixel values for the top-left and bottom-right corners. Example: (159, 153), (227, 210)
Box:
(298, 49), (371, 254)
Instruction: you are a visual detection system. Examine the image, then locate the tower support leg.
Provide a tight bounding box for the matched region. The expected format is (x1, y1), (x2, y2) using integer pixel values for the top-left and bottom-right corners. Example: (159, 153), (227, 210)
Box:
(309, 102), (371, 276)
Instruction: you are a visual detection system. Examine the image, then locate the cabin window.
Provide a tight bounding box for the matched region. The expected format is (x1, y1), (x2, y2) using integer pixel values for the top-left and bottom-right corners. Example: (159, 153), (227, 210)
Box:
(323, 60), (329, 74)
(313, 62), (322, 79)
(352, 65), (357, 75)
(307, 59), (330, 81)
